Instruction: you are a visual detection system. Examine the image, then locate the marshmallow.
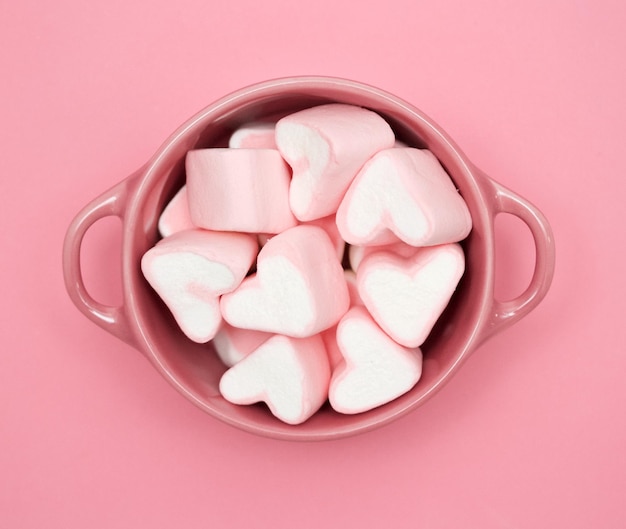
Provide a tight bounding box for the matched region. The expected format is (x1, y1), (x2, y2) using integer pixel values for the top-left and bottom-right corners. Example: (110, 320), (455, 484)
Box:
(219, 334), (331, 425)
(329, 306), (423, 414)
(158, 186), (194, 238)
(336, 148), (472, 247)
(186, 148), (298, 234)
(220, 225), (350, 338)
(357, 243), (465, 348)
(275, 103), (395, 221)
(212, 323), (272, 367)
(141, 229), (258, 343)
(348, 240), (420, 272)
(228, 122), (277, 149)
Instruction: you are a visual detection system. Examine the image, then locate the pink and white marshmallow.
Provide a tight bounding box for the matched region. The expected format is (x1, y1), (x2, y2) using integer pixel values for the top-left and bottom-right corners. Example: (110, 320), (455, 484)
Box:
(228, 122), (277, 149)
(219, 334), (330, 425)
(220, 225), (350, 338)
(275, 103), (395, 221)
(329, 306), (423, 415)
(357, 243), (465, 348)
(336, 148), (472, 247)
(141, 229), (258, 343)
(158, 186), (194, 238)
(186, 148), (297, 234)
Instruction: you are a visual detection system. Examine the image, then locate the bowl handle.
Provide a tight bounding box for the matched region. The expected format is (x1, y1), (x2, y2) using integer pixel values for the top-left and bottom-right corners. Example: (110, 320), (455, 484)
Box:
(62, 174), (139, 347)
(477, 170), (556, 343)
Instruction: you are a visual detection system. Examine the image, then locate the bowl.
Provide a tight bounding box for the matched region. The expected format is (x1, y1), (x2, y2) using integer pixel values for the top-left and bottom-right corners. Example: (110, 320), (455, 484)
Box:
(63, 76), (555, 440)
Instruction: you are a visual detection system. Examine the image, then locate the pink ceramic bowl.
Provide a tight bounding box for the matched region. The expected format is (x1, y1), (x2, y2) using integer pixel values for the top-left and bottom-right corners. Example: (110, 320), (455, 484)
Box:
(63, 76), (555, 441)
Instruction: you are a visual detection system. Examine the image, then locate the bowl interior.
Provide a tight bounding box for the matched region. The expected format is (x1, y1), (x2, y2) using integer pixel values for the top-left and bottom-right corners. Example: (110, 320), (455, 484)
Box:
(125, 80), (492, 440)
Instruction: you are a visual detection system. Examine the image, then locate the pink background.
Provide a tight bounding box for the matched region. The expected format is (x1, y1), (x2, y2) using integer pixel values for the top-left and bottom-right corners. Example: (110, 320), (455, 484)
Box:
(2, 0), (625, 527)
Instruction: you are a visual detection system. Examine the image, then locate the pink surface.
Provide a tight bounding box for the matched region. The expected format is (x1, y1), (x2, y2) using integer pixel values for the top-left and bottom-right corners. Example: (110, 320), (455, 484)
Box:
(1, 1), (625, 527)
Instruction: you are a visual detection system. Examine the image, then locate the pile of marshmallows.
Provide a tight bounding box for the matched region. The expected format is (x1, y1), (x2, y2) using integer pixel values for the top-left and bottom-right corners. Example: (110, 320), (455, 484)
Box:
(141, 103), (472, 425)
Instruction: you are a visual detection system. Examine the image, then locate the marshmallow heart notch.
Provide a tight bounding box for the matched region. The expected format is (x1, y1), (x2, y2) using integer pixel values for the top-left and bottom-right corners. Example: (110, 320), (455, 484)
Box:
(219, 334), (331, 425)
(336, 147), (472, 247)
(329, 307), (423, 415)
(220, 225), (350, 338)
(141, 229), (258, 343)
(275, 103), (395, 222)
(357, 243), (466, 348)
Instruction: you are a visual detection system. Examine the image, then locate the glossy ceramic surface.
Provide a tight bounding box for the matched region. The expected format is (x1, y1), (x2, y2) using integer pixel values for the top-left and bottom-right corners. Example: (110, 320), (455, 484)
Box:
(63, 76), (555, 440)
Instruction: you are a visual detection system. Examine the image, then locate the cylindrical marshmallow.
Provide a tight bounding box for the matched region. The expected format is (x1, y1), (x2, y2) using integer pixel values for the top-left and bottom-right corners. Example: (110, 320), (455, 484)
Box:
(186, 148), (298, 234)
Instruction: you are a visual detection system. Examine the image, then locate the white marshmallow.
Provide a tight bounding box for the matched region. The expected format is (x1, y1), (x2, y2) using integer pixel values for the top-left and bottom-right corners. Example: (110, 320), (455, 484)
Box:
(220, 225), (350, 337)
(336, 148), (472, 247)
(275, 103), (395, 221)
(219, 333), (331, 425)
(329, 306), (423, 414)
(141, 229), (258, 343)
(357, 243), (465, 348)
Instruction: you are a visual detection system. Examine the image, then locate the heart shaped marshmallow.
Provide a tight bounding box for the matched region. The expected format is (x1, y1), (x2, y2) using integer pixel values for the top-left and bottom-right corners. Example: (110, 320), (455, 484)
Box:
(357, 243), (465, 348)
(336, 148), (472, 247)
(275, 103), (395, 221)
(219, 334), (330, 425)
(329, 306), (423, 414)
(220, 225), (350, 337)
(141, 229), (258, 343)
